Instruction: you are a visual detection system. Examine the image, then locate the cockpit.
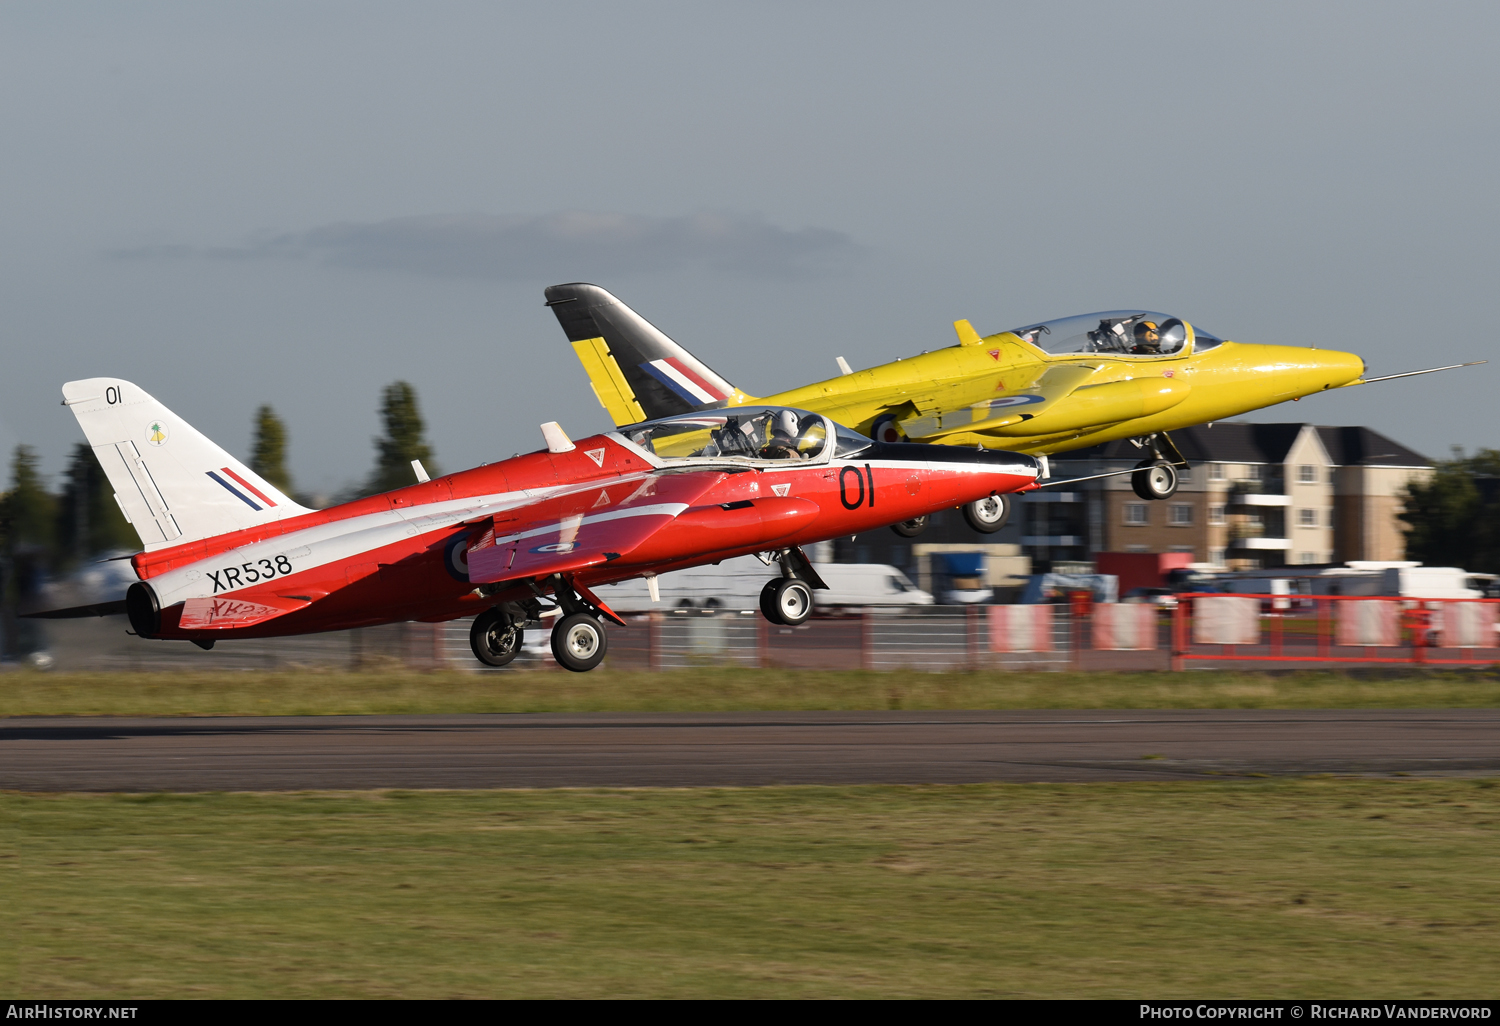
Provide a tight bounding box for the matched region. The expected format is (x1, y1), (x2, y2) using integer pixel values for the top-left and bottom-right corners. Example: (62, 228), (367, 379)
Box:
(1009, 310), (1226, 358)
(618, 407), (874, 465)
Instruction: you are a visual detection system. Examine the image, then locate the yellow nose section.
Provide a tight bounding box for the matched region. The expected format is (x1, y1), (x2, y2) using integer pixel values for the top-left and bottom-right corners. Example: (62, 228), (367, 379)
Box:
(1284, 348), (1366, 395)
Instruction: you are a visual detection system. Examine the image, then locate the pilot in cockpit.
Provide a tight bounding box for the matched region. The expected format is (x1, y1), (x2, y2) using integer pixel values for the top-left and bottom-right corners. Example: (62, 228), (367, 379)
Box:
(757, 410), (805, 460)
(1131, 320), (1162, 355)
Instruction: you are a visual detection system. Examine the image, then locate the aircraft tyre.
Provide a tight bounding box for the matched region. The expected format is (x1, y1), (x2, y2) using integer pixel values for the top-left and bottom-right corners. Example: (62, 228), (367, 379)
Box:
(961, 494), (1011, 533)
(770, 578), (814, 627)
(759, 579), (785, 624)
(551, 612), (609, 672)
(1131, 459), (1179, 500)
(890, 515), (928, 538)
(470, 608), (522, 667)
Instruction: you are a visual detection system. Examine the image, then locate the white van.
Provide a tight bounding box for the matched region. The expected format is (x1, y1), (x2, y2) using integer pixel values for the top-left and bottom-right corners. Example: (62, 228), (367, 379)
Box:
(595, 555), (932, 612)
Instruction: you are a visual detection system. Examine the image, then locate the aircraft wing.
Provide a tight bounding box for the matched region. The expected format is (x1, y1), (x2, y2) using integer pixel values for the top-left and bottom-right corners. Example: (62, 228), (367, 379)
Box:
(466, 469), (729, 584)
(900, 365), (1098, 441)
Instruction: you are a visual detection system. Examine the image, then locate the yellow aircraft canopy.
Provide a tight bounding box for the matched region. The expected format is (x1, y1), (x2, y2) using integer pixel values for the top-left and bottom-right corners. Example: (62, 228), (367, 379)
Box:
(1010, 310), (1224, 358)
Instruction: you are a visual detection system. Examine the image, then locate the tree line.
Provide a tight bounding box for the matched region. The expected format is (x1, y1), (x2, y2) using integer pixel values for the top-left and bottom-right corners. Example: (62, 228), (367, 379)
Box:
(1399, 448), (1500, 574)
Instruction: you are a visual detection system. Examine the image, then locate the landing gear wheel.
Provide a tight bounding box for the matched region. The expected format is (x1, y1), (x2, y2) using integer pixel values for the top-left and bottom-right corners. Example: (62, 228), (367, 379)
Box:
(770, 578), (814, 627)
(470, 607), (522, 667)
(551, 612), (609, 672)
(961, 494), (1011, 533)
(759, 579), (784, 624)
(891, 515), (929, 538)
(871, 414), (906, 445)
(1131, 459), (1179, 500)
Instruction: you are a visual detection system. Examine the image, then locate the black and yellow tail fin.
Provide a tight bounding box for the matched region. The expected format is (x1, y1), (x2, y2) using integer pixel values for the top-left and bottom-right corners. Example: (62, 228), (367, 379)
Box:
(545, 283), (746, 426)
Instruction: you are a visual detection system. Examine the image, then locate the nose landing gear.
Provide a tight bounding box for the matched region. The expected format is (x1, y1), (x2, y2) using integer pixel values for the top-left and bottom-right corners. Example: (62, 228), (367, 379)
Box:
(758, 547), (827, 626)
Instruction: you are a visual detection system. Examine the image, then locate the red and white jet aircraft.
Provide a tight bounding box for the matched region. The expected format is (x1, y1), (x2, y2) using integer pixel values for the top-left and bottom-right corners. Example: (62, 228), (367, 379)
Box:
(37, 379), (1040, 670)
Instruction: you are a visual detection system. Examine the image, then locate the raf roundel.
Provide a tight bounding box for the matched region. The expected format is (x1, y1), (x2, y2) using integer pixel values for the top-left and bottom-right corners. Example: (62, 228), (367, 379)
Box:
(146, 420), (169, 446)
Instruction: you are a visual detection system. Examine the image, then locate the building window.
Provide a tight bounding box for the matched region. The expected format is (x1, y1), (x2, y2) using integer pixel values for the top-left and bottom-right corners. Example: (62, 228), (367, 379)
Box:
(1208, 505), (1226, 525)
(1246, 512), (1263, 527)
(1169, 504), (1193, 525)
(1246, 465), (1264, 482)
(1177, 466), (1192, 483)
(1299, 465), (1317, 483)
(1124, 504), (1148, 525)
(1208, 464), (1224, 481)
(1298, 552), (1321, 564)
(1209, 548), (1227, 565)
(1298, 508), (1318, 526)
(1328, 467), (1337, 484)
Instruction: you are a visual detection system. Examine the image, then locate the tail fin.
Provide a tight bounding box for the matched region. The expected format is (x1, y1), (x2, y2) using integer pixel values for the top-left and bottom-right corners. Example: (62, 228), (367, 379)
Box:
(545, 283), (744, 425)
(61, 378), (312, 551)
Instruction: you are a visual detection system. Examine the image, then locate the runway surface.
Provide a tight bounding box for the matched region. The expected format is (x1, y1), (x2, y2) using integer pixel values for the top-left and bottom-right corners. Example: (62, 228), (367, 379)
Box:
(2, 709), (1497, 791)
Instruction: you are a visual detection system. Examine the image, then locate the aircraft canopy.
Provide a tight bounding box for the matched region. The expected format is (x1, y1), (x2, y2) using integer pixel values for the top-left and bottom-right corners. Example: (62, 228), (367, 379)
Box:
(1008, 311), (1225, 357)
(619, 407), (873, 463)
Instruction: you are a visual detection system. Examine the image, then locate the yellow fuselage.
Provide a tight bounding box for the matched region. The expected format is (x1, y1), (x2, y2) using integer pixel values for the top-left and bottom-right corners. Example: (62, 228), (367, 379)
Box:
(722, 330), (1365, 455)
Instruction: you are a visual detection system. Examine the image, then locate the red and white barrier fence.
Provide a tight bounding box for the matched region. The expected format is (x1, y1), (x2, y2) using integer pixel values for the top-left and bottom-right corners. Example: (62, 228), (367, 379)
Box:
(1171, 593), (1500, 668)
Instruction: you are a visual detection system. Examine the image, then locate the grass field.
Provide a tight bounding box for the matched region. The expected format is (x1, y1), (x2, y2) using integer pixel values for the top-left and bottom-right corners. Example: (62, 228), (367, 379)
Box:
(4, 779), (1497, 998)
(3, 667), (1500, 717)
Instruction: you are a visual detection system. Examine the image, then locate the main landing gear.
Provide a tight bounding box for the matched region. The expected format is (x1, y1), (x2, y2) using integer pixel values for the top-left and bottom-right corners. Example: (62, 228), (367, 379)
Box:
(470, 606), (524, 667)
(759, 547), (827, 627)
(886, 494), (1013, 538)
(962, 493), (1011, 533)
(469, 576), (616, 673)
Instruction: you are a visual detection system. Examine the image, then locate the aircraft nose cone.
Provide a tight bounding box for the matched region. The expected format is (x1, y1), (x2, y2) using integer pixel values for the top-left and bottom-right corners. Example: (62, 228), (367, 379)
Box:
(1298, 349), (1365, 390)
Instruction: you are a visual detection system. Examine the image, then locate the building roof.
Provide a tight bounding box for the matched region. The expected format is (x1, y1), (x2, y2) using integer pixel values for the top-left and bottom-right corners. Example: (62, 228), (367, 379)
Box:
(1055, 423), (1430, 468)
(1313, 426), (1431, 468)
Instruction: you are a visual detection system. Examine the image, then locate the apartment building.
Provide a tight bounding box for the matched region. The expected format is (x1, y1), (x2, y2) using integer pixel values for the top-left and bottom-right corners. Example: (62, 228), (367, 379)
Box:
(1028, 423), (1431, 569)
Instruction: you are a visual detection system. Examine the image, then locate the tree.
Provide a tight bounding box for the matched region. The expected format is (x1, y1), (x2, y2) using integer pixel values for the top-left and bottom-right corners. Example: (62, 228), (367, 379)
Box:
(1399, 448), (1500, 573)
(1, 446), (57, 657)
(250, 405), (293, 494)
(1, 446), (57, 558)
(365, 381), (438, 495)
(54, 443), (137, 565)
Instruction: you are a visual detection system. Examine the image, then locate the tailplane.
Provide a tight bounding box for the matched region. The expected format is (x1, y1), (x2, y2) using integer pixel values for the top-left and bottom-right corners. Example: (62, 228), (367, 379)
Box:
(545, 283), (746, 425)
(61, 378), (312, 551)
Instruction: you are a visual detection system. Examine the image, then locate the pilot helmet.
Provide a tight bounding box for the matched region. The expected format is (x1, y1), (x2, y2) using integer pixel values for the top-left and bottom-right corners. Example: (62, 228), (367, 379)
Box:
(1133, 320), (1160, 348)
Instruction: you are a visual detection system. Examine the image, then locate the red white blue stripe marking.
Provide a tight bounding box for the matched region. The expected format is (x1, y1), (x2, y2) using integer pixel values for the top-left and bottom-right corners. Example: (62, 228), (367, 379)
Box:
(206, 467), (278, 511)
(640, 357), (731, 405)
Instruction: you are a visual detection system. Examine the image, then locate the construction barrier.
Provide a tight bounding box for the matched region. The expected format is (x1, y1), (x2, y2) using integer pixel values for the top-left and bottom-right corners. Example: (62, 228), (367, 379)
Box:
(1171, 593), (1500, 668)
(988, 604), (1055, 653)
(1091, 603), (1158, 651)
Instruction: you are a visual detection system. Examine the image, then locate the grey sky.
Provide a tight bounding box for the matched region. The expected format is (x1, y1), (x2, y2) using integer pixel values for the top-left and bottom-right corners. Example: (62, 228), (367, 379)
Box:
(2, 1), (1495, 496)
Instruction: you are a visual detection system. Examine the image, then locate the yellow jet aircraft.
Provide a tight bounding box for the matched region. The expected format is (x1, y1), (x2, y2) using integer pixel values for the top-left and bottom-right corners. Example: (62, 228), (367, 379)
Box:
(546, 283), (1478, 536)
